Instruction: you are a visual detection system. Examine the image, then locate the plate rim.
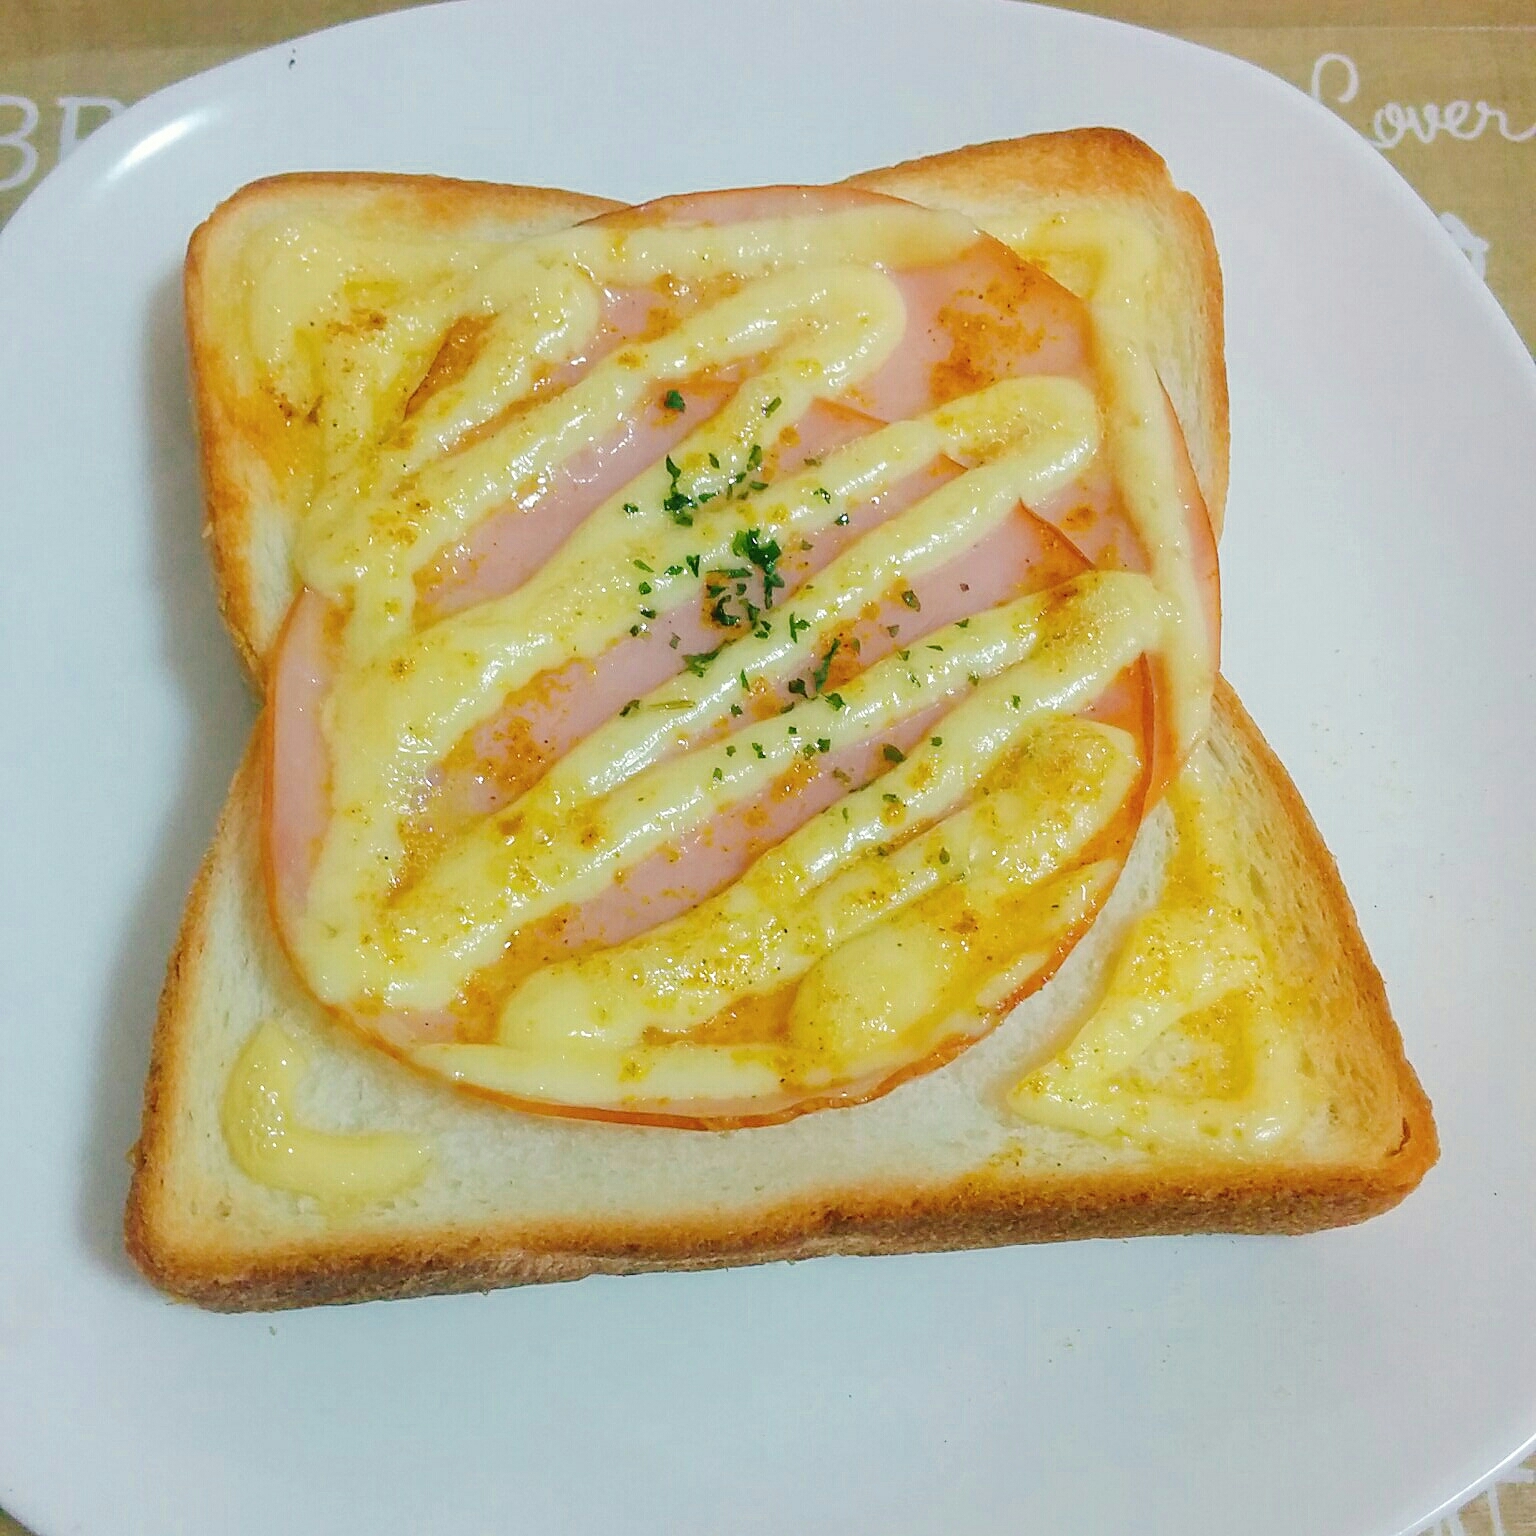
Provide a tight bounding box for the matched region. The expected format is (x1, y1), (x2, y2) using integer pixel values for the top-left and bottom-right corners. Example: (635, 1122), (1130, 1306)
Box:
(1, 3), (1534, 1535)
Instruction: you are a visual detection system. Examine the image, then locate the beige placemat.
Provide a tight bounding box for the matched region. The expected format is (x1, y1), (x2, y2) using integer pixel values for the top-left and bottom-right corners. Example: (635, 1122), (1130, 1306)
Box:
(1, 3), (1532, 1533)
(4, 2), (1532, 343)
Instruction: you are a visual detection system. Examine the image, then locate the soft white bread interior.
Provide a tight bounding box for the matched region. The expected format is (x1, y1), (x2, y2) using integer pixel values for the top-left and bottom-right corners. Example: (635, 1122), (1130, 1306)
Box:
(126, 133), (1434, 1310)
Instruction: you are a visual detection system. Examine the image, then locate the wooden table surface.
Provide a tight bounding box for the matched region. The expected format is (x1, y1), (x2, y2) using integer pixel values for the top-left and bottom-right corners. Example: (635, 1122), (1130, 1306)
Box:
(1, 3), (1531, 1532)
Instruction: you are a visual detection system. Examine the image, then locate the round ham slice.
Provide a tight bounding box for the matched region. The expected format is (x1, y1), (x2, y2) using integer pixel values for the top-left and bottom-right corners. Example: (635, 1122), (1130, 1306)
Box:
(263, 181), (1216, 1125)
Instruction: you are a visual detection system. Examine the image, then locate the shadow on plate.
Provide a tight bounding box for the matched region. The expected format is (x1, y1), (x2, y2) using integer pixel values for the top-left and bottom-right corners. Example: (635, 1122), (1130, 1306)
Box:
(75, 265), (256, 1284)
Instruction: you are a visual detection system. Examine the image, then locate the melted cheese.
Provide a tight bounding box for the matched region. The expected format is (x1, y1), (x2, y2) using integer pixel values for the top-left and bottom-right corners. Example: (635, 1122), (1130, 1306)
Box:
(1007, 757), (1318, 1152)
(418, 720), (1138, 1098)
(991, 208), (1214, 753)
(304, 264), (915, 649)
(223, 184), (1217, 1139)
(297, 375), (1110, 1005)
(309, 570), (1160, 1009)
(221, 1021), (431, 1208)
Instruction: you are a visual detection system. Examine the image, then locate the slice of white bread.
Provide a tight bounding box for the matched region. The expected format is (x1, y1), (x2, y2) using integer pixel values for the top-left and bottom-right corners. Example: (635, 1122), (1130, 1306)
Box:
(125, 133), (1435, 1310)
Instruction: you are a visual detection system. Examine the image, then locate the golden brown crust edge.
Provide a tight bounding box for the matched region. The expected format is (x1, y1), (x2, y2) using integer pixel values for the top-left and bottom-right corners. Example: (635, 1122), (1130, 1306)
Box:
(124, 685), (1437, 1312)
(1209, 678), (1438, 1181)
(136, 1167), (1428, 1314)
(123, 750), (233, 1291)
(184, 227), (259, 683)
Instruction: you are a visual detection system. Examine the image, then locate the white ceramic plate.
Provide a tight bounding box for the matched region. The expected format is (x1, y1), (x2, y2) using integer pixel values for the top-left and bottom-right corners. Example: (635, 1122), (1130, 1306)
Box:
(2, 3), (1533, 1533)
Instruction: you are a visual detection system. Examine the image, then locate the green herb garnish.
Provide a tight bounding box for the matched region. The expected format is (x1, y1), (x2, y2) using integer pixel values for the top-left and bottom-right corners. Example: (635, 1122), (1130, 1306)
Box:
(811, 638), (841, 695)
(662, 456), (696, 526)
(731, 526), (785, 609)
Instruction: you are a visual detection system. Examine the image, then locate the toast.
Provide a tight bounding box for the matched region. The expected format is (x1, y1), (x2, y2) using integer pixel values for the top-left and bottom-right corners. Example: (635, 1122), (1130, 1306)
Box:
(125, 131), (1436, 1310)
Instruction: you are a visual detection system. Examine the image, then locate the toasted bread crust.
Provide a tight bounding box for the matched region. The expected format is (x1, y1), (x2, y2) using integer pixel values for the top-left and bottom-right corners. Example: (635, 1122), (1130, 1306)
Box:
(130, 135), (1433, 1311)
(136, 1172), (1427, 1313)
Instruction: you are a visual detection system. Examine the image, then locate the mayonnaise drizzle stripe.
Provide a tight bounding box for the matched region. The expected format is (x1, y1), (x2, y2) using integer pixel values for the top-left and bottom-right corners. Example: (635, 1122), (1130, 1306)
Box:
(302, 571), (1164, 1008)
(303, 265), (910, 649)
(989, 208), (1215, 753)
(297, 379), (1103, 1001)
(486, 717), (1141, 1053)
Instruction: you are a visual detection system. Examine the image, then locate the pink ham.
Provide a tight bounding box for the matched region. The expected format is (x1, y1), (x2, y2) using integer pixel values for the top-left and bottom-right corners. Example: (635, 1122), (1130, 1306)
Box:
(483, 506), (1095, 952)
(545, 700), (954, 956)
(263, 181), (1215, 1122)
(417, 369), (737, 621)
(411, 476), (1089, 837)
(265, 588), (338, 925)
